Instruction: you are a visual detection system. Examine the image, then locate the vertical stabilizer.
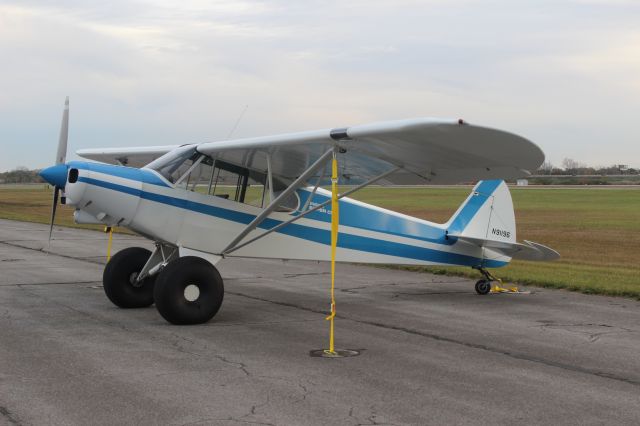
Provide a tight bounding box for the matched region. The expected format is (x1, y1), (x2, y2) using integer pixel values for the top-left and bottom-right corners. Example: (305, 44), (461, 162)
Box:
(446, 180), (516, 245)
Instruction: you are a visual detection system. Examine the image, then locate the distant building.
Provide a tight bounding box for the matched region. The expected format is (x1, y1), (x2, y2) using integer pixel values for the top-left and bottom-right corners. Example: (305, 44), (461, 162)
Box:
(516, 179), (529, 186)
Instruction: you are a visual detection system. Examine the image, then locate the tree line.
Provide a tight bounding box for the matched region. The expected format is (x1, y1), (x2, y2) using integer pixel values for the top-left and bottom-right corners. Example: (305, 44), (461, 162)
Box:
(537, 159), (638, 176)
(0, 167), (45, 184)
(1, 160), (638, 184)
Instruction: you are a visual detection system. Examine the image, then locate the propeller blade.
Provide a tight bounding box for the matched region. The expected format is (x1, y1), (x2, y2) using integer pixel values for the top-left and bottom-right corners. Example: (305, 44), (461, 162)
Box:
(48, 187), (59, 243)
(56, 97), (69, 165)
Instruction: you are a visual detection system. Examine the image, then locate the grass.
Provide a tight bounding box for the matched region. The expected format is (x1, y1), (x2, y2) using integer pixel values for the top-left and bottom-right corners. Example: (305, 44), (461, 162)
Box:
(0, 184), (105, 231)
(1, 184), (639, 298)
(347, 186), (640, 298)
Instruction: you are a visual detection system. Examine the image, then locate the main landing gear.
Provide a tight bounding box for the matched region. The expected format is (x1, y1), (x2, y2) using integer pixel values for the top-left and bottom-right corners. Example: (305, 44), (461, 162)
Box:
(103, 247), (156, 308)
(154, 256), (224, 325)
(103, 245), (224, 325)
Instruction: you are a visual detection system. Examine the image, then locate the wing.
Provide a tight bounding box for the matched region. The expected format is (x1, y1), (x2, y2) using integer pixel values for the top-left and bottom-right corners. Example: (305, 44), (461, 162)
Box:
(195, 118), (544, 185)
(76, 145), (180, 168)
(76, 118), (544, 185)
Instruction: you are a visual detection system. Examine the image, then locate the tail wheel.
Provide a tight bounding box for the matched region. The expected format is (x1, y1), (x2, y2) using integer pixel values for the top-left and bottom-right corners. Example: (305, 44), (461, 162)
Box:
(154, 256), (224, 325)
(475, 279), (491, 295)
(103, 247), (155, 308)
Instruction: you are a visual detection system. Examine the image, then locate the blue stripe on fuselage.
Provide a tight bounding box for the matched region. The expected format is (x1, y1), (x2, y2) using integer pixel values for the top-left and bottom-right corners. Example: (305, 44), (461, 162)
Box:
(296, 190), (449, 244)
(446, 180), (502, 234)
(296, 180), (501, 243)
(79, 175), (507, 268)
(68, 161), (170, 187)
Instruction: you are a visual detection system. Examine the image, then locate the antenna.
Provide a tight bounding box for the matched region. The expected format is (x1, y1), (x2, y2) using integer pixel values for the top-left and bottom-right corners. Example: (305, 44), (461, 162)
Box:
(226, 104), (249, 140)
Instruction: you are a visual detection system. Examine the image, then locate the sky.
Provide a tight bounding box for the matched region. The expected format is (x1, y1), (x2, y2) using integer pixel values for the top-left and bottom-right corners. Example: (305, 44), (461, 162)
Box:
(1, 0), (639, 171)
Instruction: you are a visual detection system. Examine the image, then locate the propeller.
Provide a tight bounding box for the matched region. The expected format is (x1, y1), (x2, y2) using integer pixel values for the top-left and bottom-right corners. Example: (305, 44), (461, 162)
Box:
(49, 186), (60, 242)
(40, 97), (69, 244)
(56, 96), (69, 165)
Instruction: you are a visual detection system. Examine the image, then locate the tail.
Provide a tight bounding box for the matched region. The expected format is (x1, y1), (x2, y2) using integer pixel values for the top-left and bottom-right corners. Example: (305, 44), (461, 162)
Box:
(446, 180), (559, 264)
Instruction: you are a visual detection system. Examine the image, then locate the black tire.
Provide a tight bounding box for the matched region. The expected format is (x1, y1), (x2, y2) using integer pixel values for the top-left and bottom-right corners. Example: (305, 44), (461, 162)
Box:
(103, 247), (155, 308)
(475, 279), (491, 295)
(154, 256), (224, 325)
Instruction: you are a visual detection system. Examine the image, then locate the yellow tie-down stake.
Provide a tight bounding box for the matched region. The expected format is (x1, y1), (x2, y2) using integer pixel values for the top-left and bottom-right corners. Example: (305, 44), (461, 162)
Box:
(485, 270), (522, 293)
(324, 152), (340, 356)
(104, 226), (114, 261)
(490, 282), (521, 293)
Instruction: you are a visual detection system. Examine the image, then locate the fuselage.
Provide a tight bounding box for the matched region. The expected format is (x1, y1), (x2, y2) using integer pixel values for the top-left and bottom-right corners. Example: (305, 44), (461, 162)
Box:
(55, 161), (508, 268)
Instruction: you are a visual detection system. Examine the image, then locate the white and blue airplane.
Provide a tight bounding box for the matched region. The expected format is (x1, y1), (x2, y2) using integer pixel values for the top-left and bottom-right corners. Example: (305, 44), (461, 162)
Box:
(40, 98), (558, 325)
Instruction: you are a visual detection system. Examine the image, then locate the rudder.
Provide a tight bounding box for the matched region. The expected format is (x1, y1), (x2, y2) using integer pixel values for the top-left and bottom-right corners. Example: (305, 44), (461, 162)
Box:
(445, 180), (516, 245)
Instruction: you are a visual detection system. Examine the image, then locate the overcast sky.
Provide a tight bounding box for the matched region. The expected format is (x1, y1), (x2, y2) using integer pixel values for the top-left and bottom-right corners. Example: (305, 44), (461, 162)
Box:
(1, 0), (638, 171)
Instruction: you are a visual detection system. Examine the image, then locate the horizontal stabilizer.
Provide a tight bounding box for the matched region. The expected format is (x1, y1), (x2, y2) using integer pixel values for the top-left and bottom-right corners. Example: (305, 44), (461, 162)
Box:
(455, 235), (560, 261)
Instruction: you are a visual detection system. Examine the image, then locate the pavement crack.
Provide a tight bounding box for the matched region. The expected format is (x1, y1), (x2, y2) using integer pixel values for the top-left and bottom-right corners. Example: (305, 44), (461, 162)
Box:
(349, 405), (399, 426)
(227, 291), (327, 316)
(536, 322), (637, 343)
(165, 334), (252, 376)
(340, 282), (402, 294)
(235, 394), (273, 426)
(0, 281), (101, 287)
(0, 406), (22, 426)
(213, 354), (251, 376)
(0, 240), (105, 265)
(391, 290), (470, 297)
(167, 333), (252, 375)
(294, 382), (310, 404)
(283, 272), (330, 279)
(227, 290), (640, 388)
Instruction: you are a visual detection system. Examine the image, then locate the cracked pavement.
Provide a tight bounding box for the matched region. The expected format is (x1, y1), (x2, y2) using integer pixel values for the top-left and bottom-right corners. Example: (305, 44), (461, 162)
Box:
(1, 219), (640, 425)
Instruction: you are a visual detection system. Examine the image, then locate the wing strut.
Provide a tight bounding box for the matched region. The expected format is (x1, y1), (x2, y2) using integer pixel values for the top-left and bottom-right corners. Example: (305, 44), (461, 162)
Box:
(222, 165), (401, 255)
(221, 148), (335, 255)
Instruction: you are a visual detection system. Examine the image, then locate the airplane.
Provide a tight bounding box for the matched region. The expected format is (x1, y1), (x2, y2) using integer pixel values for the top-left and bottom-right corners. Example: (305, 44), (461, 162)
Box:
(39, 98), (558, 326)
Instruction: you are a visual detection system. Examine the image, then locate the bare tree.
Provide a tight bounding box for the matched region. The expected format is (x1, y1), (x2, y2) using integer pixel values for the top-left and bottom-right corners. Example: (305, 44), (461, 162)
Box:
(539, 160), (554, 174)
(562, 158), (582, 171)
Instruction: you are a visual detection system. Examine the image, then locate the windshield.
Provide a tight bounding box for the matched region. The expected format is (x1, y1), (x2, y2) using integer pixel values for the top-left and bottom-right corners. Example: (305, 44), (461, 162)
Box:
(145, 145), (199, 183)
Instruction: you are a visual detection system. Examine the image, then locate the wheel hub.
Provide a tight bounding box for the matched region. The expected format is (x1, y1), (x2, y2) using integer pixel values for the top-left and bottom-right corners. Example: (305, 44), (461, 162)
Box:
(129, 272), (144, 288)
(184, 284), (200, 302)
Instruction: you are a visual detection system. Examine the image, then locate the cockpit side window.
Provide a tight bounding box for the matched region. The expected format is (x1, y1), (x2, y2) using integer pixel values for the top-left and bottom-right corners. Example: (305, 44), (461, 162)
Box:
(145, 145), (199, 184)
(146, 148), (298, 213)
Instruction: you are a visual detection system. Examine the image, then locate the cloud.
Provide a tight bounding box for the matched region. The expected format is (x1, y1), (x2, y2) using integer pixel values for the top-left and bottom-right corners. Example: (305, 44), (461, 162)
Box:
(0, 0), (639, 170)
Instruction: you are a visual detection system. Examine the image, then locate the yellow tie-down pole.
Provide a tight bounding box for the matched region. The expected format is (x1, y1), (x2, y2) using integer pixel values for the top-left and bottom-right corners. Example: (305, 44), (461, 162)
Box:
(104, 226), (114, 261)
(324, 152), (340, 355)
(310, 150), (360, 358)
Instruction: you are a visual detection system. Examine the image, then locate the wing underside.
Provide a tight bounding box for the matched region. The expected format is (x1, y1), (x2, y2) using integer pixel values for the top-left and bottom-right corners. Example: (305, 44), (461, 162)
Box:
(76, 118), (545, 185)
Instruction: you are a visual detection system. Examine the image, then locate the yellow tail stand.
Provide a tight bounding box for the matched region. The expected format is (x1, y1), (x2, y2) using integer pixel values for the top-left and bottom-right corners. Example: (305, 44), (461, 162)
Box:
(310, 151), (360, 358)
(105, 226), (113, 261)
